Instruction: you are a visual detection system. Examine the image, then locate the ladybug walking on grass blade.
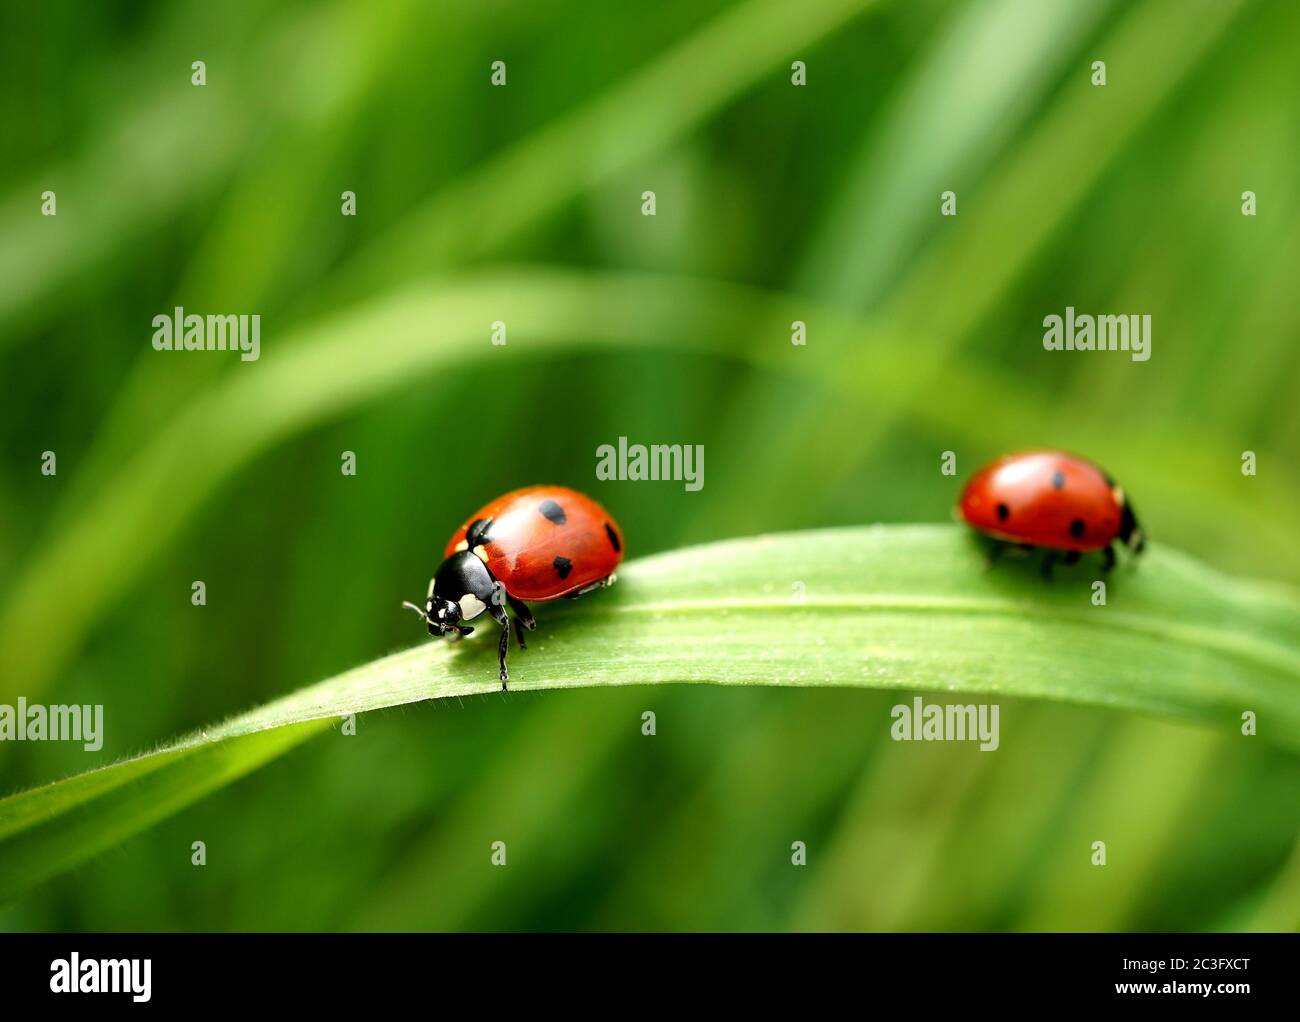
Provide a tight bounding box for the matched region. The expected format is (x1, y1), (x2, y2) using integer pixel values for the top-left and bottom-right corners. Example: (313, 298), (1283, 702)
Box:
(404, 485), (624, 689)
(957, 450), (1144, 578)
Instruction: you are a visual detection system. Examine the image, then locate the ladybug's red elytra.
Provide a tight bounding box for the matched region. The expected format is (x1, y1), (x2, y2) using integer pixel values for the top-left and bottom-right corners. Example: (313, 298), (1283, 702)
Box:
(404, 485), (624, 688)
(957, 450), (1144, 577)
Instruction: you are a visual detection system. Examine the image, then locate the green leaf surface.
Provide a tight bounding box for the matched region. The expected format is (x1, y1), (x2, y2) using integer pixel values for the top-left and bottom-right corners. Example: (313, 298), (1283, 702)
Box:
(2, 524), (1296, 902)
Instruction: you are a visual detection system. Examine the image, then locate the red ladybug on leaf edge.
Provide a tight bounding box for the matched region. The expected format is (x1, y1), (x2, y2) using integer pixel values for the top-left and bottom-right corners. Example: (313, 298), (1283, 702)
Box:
(404, 485), (624, 688)
(957, 450), (1144, 578)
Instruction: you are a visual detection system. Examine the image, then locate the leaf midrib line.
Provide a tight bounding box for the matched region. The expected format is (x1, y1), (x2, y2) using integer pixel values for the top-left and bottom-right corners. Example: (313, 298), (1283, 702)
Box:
(584, 595), (1300, 679)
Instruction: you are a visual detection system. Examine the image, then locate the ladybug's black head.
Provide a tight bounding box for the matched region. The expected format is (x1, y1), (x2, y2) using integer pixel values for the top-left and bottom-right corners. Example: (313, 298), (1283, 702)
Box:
(1118, 498), (1145, 554)
(427, 596), (466, 636)
(403, 551), (497, 639)
(402, 595), (469, 637)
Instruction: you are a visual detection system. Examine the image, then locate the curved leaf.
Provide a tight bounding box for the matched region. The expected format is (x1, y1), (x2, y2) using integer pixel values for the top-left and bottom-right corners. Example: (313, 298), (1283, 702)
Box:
(1, 524), (1296, 901)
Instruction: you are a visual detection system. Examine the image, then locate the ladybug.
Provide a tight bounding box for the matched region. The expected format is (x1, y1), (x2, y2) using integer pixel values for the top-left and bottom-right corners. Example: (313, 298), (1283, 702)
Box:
(403, 485), (624, 688)
(957, 450), (1144, 577)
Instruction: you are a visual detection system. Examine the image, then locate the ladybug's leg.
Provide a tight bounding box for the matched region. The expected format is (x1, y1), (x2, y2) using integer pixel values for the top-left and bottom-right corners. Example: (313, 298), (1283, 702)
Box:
(508, 596), (536, 629)
(984, 541), (1032, 570)
(566, 575), (616, 598)
(507, 596), (535, 649)
(1040, 550), (1057, 580)
(1062, 550), (1080, 567)
(488, 602), (512, 689)
(1101, 545), (1116, 572)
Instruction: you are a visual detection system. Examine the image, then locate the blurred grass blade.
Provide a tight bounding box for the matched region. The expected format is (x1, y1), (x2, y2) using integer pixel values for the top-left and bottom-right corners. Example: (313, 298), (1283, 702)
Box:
(708, 0), (1111, 536)
(336, 0), (879, 301)
(1014, 719), (1224, 931)
(2, 524), (1298, 901)
(886, 0), (1247, 339)
(0, 0), (405, 342)
(797, 0), (1112, 308)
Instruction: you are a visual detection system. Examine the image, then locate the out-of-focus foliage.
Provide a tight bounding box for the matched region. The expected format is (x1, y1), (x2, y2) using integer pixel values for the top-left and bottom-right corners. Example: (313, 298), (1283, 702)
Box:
(0, 0), (1296, 931)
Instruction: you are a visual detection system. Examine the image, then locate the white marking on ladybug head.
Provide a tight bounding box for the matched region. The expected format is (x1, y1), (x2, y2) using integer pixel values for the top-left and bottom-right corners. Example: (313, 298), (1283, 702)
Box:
(454, 540), (469, 553)
(473, 545), (489, 563)
(458, 593), (487, 620)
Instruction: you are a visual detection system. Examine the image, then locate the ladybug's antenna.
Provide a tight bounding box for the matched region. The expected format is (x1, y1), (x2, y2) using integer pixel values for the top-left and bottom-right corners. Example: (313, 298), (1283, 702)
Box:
(401, 601), (427, 619)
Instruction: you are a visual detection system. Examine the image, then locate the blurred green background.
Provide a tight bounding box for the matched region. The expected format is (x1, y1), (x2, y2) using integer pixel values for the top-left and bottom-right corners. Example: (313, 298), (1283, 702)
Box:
(1, 0), (1298, 931)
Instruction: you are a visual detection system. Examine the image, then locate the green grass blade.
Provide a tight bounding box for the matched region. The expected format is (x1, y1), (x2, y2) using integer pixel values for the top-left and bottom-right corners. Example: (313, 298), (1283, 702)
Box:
(1, 524), (1297, 902)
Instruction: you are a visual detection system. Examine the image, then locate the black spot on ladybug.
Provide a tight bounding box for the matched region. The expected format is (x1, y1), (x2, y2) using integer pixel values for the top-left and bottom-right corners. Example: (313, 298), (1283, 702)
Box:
(604, 522), (621, 552)
(1052, 471), (1066, 490)
(538, 500), (566, 525)
(553, 555), (573, 579)
(1070, 518), (1086, 539)
(996, 502), (1010, 522)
